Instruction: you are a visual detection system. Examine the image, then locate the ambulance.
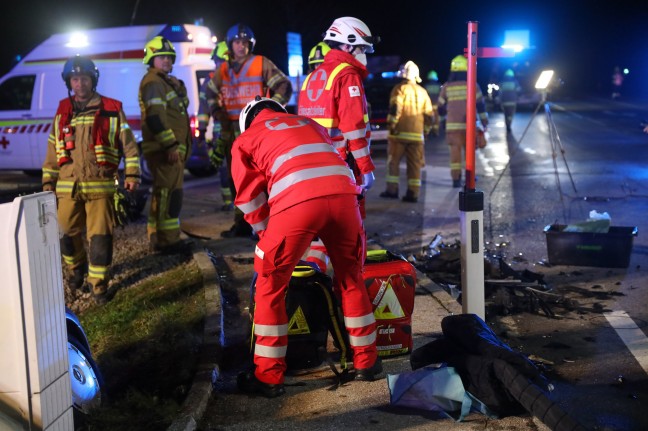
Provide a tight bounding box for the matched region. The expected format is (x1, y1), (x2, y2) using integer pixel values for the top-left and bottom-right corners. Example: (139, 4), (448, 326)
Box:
(0, 23), (218, 179)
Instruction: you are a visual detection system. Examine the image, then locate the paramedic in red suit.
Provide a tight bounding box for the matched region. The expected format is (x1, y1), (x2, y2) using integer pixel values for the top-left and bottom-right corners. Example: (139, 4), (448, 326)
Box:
(297, 16), (379, 271)
(233, 96), (382, 398)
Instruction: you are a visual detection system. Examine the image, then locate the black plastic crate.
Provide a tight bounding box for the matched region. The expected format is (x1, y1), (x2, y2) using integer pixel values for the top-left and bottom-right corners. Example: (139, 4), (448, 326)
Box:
(544, 224), (638, 268)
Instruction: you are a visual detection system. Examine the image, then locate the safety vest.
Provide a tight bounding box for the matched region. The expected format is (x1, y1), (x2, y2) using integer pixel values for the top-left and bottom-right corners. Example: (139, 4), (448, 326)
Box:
(220, 55), (264, 121)
(55, 96), (123, 168)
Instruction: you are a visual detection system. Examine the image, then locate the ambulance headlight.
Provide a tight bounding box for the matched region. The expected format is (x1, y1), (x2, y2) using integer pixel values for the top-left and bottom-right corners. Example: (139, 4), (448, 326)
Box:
(66, 32), (89, 48)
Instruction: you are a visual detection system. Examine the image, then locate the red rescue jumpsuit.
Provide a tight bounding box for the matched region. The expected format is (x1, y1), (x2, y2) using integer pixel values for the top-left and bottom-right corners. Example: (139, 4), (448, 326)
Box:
(297, 49), (375, 271)
(231, 109), (378, 385)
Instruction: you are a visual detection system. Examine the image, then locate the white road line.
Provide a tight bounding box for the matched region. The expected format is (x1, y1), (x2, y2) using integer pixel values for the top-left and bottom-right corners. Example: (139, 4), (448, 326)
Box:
(604, 310), (648, 375)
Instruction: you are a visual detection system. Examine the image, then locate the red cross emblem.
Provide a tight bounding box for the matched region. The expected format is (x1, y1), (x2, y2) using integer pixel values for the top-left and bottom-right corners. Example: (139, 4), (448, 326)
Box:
(0, 136), (9, 150)
(306, 69), (328, 102)
(265, 117), (309, 131)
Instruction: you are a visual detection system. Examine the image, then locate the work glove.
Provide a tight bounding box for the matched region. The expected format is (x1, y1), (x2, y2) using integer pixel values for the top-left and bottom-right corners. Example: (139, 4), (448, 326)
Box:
(113, 189), (130, 228)
(361, 172), (375, 191)
(209, 137), (226, 168)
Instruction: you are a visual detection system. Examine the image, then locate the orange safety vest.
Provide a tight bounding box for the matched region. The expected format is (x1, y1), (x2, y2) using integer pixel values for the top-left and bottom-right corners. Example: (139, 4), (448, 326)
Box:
(56, 96), (123, 167)
(220, 55), (264, 121)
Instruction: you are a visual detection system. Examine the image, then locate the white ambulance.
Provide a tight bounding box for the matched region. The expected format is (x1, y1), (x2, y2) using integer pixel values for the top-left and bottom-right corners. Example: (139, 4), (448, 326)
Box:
(0, 23), (217, 179)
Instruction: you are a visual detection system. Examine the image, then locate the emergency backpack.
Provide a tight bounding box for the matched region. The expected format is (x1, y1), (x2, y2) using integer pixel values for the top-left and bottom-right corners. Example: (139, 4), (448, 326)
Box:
(250, 264), (350, 372)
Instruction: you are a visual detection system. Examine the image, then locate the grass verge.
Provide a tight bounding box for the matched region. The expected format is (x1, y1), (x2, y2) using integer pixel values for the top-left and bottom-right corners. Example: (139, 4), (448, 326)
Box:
(78, 255), (204, 431)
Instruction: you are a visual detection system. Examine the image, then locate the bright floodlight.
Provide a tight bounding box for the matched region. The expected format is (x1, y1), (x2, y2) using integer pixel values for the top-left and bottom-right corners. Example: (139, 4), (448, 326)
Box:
(66, 32), (88, 48)
(535, 70), (554, 90)
(501, 44), (524, 53)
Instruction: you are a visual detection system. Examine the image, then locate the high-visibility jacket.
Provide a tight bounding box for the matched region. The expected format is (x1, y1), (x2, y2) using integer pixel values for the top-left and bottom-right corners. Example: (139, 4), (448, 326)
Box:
(42, 93), (140, 197)
(297, 49), (375, 175)
(386, 79), (434, 142)
(231, 110), (361, 235)
(210, 54), (292, 124)
(438, 78), (489, 132)
(498, 76), (521, 107)
(138, 68), (191, 157)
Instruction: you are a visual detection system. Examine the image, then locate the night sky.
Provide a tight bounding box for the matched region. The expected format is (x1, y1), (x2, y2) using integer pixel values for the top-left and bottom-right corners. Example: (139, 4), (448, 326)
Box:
(4, 0), (648, 96)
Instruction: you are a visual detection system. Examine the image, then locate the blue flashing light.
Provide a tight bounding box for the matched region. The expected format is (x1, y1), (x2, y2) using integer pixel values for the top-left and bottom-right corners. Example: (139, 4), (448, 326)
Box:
(158, 24), (190, 42)
(623, 68), (629, 75)
(381, 71), (397, 79)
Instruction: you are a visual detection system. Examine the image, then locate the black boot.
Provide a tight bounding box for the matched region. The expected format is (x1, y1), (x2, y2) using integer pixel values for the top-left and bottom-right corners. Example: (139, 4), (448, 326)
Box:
(355, 357), (383, 381)
(237, 370), (285, 398)
(221, 222), (253, 238)
(401, 190), (418, 203)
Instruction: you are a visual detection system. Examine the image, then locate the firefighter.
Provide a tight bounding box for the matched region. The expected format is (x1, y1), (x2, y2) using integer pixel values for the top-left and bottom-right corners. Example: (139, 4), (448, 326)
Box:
(499, 68), (521, 133)
(438, 55), (489, 187)
(297, 16), (379, 272)
(42, 55), (141, 304)
(197, 40), (233, 211)
(424, 69), (442, 136)
(306, 41), (330, 73)
(233, 96), (381, 398)
(209, 23), (293, 238)
(139, 36), (192, 253)
(379, 61), (434, 203)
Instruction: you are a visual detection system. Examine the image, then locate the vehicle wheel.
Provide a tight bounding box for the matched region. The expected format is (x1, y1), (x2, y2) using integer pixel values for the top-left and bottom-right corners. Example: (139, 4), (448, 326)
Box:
(188, 165), (217, 178)
(68, 335), (104, 415)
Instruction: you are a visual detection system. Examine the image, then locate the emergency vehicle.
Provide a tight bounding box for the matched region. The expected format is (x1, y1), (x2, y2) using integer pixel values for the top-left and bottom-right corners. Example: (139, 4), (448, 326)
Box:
(0, 24), (217, 179)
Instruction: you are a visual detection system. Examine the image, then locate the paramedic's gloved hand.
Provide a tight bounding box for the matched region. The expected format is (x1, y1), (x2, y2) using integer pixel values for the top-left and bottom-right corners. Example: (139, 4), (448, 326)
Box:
(362, 172), (375, 191)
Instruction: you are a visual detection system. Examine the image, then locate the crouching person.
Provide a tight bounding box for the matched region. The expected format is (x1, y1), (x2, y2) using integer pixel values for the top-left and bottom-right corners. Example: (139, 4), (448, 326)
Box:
(232, 96), (381, 397)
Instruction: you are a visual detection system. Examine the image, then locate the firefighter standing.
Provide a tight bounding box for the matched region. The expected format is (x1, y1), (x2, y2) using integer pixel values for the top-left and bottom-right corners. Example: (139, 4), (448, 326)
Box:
(306, 41), (330, 73)
(424, 69), (442, 136)
(209, 23), (293, 238)
(438, 55), (489, 187)
(197, 40), (233, 211)
(379, 61), (434, 203)
(499, 68), (521, 133)
(233, 97), (381, 398)
(42, 55), (141, 304)
(138, 36), (192, 253)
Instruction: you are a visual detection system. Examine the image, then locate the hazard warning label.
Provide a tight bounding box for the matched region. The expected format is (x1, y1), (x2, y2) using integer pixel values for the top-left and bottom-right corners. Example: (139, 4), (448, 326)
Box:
(288, 306), (311, 335)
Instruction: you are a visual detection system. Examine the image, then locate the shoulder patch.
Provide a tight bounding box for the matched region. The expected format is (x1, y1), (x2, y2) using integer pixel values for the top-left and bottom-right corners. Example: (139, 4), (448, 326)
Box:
(348, 85), (361, 97)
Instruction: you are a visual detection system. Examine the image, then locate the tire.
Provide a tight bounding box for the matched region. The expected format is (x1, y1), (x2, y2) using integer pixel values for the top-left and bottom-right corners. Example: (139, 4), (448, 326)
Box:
(68, 335), (104, 415)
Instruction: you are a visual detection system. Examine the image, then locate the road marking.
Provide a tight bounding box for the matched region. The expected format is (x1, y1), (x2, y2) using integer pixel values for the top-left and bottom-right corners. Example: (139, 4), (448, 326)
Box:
(605, 310), (648, 375)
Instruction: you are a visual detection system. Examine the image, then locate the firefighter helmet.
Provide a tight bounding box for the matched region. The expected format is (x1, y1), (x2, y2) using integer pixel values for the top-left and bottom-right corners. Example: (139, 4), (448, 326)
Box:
(450, 55), (467, 72)
(62, 55), (99, 91)
(398, 60), (422, 83)
(504, 68), (515, 78)
(308, 42), (330, 70)
(239, 96), (286, 132)
(143, 36), (176, 65)
(211, 40), (229, 62)
(323, 17), (377, 53)
(226, 23), (256, 52)
(427, 70), (439, 81)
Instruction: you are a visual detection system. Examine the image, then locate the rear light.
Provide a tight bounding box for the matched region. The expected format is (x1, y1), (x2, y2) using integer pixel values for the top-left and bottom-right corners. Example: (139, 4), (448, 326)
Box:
(190, 115), (199, 138)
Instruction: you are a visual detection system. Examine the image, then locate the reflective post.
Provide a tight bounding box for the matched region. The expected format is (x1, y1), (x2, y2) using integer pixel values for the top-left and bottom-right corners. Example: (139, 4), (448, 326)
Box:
(460, 21), (485, 319)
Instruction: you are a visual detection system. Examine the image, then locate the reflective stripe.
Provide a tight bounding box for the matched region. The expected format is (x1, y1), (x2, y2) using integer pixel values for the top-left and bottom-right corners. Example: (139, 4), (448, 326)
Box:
(314, 118), (335, 128)
(385, 175), (399, 184)
(270, 143), (336, 174)
(350, 146), (370, 159)
(88, 265), (108, 280)
(342, 128), (366, 141)
(146, 97), (166, 107)
(307, 249), (328, 263)
(125, 157), (139, 169)
(344, 312), (376, 328)
(392, 131), (424, 141)
(349, 331), (377, 347)
(255, 323), (288, 337)
(56, 180), (115, 194)
(251, 218), (268, 232)
(408, 178), (421, 186)
(254, 343), (287, 358)
(158, 218), (180, 231)
(325, 63), (351, 90)
(237, 193), (268, 215)
(269, 165), (354, 200)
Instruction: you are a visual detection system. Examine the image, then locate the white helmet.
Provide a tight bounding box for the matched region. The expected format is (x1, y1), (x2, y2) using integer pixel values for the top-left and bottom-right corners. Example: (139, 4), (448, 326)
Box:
(398, 60), (422, 83)
(239, 96), (287, 132)
(323, 17), (377, 53)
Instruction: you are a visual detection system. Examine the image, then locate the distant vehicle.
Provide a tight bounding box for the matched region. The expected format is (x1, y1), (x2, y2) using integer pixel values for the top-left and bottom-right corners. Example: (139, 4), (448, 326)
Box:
(0, 23), (218, 181)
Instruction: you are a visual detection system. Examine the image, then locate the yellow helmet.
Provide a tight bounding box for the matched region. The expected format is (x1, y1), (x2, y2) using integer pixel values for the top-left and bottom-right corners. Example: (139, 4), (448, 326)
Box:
(450, 55), (467, 72)
(308, 42), (330, 69)
(143, 36), (176, 65)
(211, 40), (229, 62)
